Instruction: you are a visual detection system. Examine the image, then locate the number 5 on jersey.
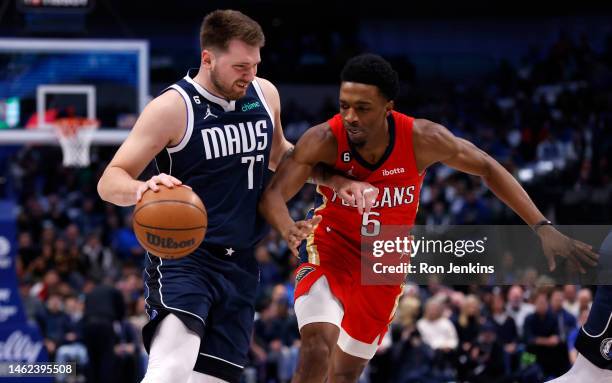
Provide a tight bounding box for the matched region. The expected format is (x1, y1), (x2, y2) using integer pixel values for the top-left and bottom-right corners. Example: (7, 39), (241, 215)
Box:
(361, 211), (381, 236)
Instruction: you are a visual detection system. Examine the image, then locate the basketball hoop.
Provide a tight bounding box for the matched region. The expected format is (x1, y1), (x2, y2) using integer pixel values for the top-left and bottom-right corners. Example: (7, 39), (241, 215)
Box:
(52, 117), (99, 167)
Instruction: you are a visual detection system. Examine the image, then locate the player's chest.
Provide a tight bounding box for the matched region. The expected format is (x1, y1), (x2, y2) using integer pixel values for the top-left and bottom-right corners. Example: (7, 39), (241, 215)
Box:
(336, 150), (415, 184)
(194, 114), (273, 161)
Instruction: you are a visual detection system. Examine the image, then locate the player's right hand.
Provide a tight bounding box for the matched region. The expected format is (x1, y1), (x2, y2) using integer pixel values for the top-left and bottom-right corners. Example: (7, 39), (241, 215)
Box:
(333, 179), (379, 215)
(136, 173), (187, 202)
(282, 215), (323, 258)
(538, 225), (599, 273)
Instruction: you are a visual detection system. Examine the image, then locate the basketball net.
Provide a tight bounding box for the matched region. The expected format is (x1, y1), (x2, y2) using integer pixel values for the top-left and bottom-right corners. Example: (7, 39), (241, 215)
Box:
(52, 117), (99, 167)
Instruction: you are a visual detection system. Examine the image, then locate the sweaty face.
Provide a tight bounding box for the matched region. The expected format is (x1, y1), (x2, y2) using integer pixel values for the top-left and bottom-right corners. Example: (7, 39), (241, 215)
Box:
(208, 39), (260, 100)
(339, 82), (391, 148)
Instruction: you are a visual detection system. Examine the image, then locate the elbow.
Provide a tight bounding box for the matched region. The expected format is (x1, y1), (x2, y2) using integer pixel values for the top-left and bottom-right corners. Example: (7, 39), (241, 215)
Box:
(97, 170), (114, 204)
(97, 176), (108, 203)
(480, 153), (497, 181)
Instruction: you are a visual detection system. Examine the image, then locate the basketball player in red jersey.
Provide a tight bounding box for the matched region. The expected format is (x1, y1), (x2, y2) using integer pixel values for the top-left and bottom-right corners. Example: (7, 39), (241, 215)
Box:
(259, 54), (599, 383)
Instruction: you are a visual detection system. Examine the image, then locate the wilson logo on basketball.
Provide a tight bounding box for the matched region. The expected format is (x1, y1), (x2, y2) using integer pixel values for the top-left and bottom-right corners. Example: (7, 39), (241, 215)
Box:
(146, 232), (195, 249)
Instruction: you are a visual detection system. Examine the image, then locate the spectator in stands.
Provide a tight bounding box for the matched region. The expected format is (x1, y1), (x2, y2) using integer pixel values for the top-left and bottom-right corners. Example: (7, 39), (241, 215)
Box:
(17, 231), (38, 270)
(577, 287), (593, 313)
(114, 318), (139, 383)
(35, 292), (69, 360)
(562, 284), (580, 318)
(506, 285), (534, 338)
(81, 231), (118, 282)
(488, 290), (520, 370)
(550, 288), (577, 343)
(453, 294), (483, 353)
(370, 295), (434, 383)
(30, 269), (61, 302)
(523, 291), (570, 378)
(75, 196), (105, 234)
(18, 279), (45, 325)
(417, 296), (458, 379)
(461, 321), (508, 383)
(83, 278), (125, 383)
(55, 295), (88, 381)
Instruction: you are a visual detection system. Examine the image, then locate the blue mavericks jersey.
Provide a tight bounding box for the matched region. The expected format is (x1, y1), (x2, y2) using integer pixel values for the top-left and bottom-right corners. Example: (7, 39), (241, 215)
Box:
(154, 69), (274, 249)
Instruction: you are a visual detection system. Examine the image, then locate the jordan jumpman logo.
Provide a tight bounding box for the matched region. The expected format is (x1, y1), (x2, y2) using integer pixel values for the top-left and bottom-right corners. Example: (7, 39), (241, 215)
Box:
(203, 104), (218, 120)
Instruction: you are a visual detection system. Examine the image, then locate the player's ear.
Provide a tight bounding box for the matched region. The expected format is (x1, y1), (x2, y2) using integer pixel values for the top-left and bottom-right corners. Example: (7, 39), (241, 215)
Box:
(201, 49), (214, 69)
(386, 100), (394, 113)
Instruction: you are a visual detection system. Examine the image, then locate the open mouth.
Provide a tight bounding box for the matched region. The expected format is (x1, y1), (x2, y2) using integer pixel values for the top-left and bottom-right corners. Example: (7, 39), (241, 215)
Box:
(346, 126), (361, 136)
(235, 81), (249, 89)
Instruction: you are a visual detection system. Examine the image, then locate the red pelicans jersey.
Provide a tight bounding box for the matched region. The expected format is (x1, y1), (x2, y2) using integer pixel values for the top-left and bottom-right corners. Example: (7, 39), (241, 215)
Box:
(303, 111), (425, 270)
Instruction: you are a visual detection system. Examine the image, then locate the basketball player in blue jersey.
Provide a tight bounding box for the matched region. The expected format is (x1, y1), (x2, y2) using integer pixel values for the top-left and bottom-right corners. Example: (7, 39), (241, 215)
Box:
(98, 10), (377, 383)
(547, 231), (612, 382)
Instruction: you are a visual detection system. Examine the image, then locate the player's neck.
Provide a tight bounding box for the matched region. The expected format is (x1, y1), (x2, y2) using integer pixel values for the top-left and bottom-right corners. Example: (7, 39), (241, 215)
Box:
(192, 69), (230, 101)
(353, 118), (390, 163)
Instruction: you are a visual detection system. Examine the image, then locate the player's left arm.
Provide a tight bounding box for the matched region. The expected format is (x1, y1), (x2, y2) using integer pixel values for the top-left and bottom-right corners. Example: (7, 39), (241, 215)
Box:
(413, 119), (598, 272)
(257, 77), (378, 207)
(255, 77), (292, 171)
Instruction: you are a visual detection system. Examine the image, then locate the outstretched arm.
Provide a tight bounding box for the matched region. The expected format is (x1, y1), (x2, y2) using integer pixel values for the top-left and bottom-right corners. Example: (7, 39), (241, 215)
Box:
(413, 119), (598, 272)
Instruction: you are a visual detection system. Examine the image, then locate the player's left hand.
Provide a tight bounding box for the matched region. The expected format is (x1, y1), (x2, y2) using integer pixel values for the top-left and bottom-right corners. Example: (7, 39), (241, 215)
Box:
(538, 225), (599, 273)
(331, 177), (379, 215)
(282, 215), (323, 258)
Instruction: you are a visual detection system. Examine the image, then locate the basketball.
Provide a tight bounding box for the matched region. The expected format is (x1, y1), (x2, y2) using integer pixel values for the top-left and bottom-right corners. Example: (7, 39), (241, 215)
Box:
(133, 185), (207, 259)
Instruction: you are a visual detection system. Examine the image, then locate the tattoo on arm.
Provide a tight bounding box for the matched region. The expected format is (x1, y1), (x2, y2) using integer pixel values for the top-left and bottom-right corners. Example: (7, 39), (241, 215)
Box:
(281, 147), (294, 163)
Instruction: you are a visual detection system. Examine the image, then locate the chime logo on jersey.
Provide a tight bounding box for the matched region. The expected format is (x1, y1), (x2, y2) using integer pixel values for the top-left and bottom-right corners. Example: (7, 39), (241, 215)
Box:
(201, 119), (269, 159)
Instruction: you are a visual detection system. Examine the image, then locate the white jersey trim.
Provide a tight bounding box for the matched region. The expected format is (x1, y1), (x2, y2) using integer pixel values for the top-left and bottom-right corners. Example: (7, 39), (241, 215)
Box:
(199, 353), (244, 369)
(166, 84), (194, 154)
(184, 74), (236, 112)
(337, 328), (379, 360)
(154, 254), (206, 326)
(294, 275), (343, 330)
(582, 312), (612, 338)
(252, 79), (275, 130)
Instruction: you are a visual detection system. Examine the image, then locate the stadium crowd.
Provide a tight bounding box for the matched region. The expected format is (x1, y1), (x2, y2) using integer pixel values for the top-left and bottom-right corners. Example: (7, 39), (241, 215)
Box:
(4, 30), (612, 383)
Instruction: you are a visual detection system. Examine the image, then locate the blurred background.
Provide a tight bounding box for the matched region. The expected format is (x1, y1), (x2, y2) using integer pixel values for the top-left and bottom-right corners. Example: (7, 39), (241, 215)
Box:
(0, 1), (611, 382)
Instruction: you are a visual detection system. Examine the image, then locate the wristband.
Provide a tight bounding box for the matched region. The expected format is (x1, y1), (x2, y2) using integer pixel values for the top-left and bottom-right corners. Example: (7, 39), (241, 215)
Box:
(532, 219), (553, 233)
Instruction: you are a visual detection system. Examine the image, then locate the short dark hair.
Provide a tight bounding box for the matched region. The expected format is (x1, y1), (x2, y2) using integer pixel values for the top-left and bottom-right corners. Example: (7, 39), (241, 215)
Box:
(340, 54), (399, 100)
(200, 9), (265, 52)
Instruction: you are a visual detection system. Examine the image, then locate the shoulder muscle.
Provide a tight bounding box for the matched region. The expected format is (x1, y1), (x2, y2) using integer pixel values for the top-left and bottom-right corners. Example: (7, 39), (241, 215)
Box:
(293, 123), (337, 166)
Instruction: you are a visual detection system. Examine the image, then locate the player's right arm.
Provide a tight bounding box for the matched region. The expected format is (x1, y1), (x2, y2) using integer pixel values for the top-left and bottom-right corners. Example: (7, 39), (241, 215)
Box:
(97, 91), (186, 206)
(259, 123), (336, 256)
